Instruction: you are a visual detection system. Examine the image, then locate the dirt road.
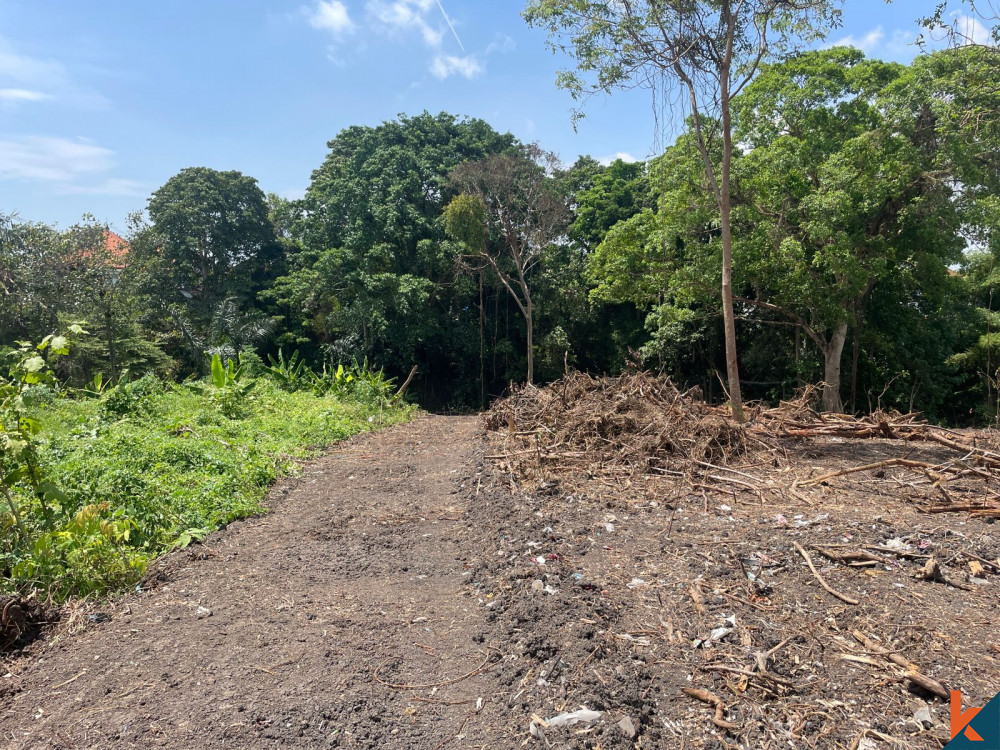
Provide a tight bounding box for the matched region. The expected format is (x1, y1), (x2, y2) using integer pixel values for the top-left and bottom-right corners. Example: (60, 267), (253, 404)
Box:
(5, 411), (994, 749)
(1, 415), (508, 749)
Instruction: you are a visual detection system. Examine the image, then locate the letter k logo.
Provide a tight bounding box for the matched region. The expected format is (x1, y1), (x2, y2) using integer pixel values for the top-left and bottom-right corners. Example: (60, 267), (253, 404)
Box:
(953, 691), (985, 742)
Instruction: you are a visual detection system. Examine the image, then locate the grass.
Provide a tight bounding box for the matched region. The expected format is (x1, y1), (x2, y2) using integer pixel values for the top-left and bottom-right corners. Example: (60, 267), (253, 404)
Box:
(1, 378), (412, 600)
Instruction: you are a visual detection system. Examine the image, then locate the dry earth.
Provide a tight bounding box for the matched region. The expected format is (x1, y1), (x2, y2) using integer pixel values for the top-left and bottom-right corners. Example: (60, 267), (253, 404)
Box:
(2, 413), (1000, 749)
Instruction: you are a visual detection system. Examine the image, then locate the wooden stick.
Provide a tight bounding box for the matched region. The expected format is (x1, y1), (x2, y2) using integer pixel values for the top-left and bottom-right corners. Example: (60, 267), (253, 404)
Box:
(852, 630), (948, 700)
(681, 687), (740, 730)
(793, 542), (860, 605)
(798, 459), (951, 487)
(390, 365), (418, 404)
(373, 651), (493, 690)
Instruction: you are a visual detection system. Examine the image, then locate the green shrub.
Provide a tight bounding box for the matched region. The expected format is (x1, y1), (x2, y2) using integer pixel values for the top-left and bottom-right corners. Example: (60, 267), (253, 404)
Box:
(99, 374), (164, 419)
(2, 367), (413, 601)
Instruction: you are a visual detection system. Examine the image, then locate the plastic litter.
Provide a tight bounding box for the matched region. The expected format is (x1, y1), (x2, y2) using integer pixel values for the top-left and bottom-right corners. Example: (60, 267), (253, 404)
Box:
(546, 708), (602, 727)
(693, 614), (736, 648)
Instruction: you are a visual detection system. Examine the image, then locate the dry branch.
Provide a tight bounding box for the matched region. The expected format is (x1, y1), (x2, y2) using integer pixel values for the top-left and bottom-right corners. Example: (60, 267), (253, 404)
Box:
(793, 542), (860, 605)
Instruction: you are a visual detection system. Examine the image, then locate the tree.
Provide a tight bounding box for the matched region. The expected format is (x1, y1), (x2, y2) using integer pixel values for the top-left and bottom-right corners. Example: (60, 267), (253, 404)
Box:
(524, 0), (842, 421)
(447, 145), (571, 384)
(146, 167), (280, 307)
(732, 48), (967, 412)
(267, 112), (517, 406)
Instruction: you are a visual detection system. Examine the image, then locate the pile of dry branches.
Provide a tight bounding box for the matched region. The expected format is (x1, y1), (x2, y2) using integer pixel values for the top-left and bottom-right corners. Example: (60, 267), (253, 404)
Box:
(485, 370), (749, 481)
(486, 370), (1000, 513)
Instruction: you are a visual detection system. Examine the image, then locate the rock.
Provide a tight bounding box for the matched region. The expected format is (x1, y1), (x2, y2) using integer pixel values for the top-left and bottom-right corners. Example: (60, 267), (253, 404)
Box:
(617, 716), (637, 739)
(196, 606), (213, 619)
(531, 580), (544, 594)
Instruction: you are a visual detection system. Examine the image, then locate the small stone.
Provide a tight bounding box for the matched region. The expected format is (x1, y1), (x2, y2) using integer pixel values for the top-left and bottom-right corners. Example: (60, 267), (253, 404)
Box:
(196, 606), (213, 619)
(617, 716), (637, 739)
(531, 580), (544, 594)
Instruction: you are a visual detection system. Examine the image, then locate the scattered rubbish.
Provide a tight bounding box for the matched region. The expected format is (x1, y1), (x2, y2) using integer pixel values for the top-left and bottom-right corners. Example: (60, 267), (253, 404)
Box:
(196, 606), (213, 619)
(693, 615), (736, 649)
(87, 613), (111, 624)
(546, 707), (602, 727)
(626, 577), (647, 590)
(617, 716), (637, 738)
(912, 704), (933, 729)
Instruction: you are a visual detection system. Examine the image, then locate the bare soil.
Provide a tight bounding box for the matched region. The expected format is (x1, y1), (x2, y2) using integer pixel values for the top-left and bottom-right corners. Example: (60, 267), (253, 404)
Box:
(2, 411), (999, 749)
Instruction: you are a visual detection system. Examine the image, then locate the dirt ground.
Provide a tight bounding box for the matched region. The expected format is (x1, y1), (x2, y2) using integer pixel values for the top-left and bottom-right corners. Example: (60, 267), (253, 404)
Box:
(2, 412), (999, 749)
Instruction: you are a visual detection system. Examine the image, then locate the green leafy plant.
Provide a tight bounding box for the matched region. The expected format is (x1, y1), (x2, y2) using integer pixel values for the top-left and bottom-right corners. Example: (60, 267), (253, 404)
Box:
(264, 349), (314, 391)
(208, 353), (254, 419)
(1, 327), (83, 534)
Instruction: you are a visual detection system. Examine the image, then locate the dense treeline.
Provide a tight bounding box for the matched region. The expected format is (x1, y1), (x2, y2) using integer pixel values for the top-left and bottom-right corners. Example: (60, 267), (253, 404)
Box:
(2, 47), (999, 422)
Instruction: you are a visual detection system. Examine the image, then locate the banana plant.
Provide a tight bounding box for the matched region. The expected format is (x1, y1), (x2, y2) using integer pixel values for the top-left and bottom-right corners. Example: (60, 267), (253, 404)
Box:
(265, 349), (313, 392)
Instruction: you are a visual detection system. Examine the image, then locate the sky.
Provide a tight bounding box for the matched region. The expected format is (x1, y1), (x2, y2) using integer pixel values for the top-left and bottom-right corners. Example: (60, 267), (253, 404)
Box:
(0, 0), (989, 231)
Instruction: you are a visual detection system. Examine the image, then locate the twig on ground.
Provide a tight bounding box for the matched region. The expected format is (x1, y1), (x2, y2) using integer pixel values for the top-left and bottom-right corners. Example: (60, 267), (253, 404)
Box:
(793, 542), (860, 605)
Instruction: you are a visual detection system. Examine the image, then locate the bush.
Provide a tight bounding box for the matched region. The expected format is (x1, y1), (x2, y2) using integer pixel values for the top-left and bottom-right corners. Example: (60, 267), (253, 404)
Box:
(99, 374), (164, 419)
(2, 369), (413, 601)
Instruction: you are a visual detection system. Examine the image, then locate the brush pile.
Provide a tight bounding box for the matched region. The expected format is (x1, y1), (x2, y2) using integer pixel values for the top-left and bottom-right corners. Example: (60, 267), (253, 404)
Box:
(486, 370), (1000, 512)
(485, 370), (749, 482)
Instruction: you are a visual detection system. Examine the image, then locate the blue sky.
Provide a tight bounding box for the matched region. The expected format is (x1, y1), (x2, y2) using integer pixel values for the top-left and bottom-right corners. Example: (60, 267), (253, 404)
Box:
(0, 0), (985, 231)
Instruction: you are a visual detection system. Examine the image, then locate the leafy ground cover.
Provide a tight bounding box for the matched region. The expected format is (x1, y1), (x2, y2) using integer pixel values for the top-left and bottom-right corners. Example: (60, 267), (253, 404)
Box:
(1, 351), (412, 604)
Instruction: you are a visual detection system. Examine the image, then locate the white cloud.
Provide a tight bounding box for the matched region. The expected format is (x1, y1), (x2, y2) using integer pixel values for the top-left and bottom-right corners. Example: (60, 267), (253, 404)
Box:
(429, 54), (483, 80)
(0, 37), (107, 109)
(830, 26), (885, 54)
(307, 0), (355, 34)
(0, 136), (115, 181)
(885, 29), (918, 55)
(0, 88), (51, 102)
(367, 0), (443, 47)
(598, 152), (638, 166)
(58, 178), (146, 197)
(486, 34), (517, 55)
(0, 44), (64, 87)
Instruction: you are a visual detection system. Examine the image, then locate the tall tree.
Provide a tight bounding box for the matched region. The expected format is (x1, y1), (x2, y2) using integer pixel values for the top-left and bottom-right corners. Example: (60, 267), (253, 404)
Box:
(524, 0), (841, 421)
(267, 112), (516, 404)
(447, 145), (571, 384)
(146, 167), (280, 306)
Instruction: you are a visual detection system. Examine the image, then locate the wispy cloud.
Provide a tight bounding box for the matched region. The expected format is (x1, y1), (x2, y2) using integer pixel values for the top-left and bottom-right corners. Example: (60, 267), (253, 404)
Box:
(830, 26), (886, 54)
(0, 88), (51, 103)
(58, 178), (147, 197)
(486, 34), (517, 55)
(429, 54), (483, 80)
(0, 136), (116, 182)
(367, 0), (443, 47)
(0, 36), (107, 108)
(598, 152), (638, 166)
(307, 0), (355, 35)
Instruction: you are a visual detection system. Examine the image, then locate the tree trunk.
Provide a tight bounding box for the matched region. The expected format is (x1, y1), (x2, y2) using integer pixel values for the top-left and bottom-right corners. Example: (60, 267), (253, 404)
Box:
(718, 34), (744, 423)
(821, 322), (848, 413)
(525, 299), (534, 385)
(850, 324), (861, 413)
(479, 271), (485, 409)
